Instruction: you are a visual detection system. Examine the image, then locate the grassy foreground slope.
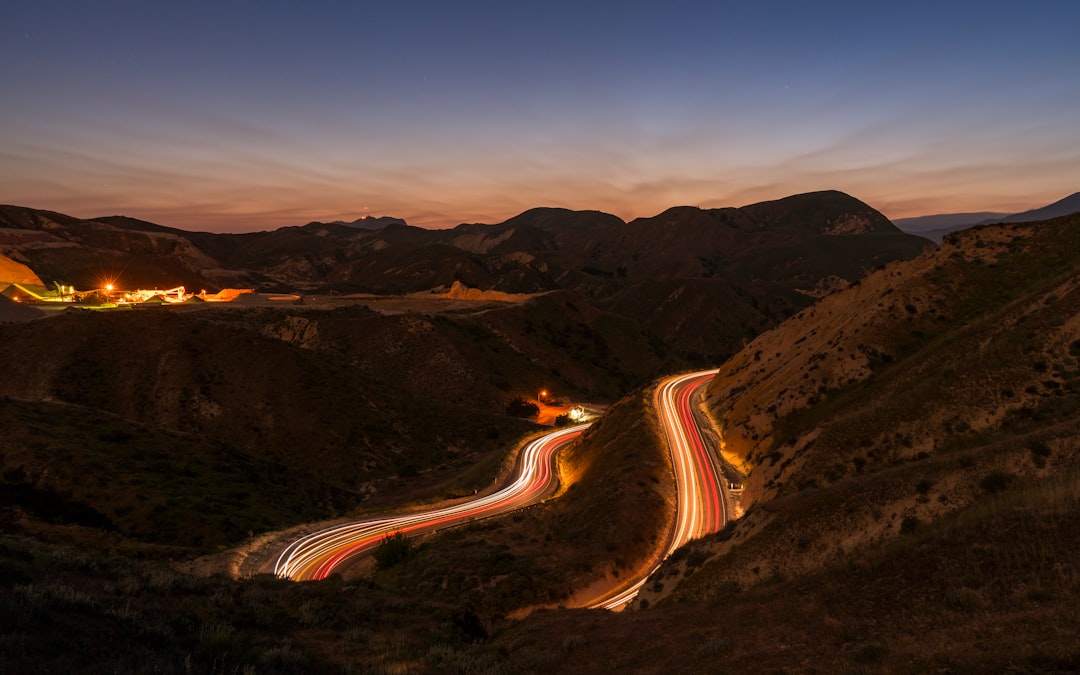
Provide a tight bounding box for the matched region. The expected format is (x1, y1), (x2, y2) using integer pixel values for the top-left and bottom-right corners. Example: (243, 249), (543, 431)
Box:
(496, 468), (1080, 673)
(679, 214), (1080, 590)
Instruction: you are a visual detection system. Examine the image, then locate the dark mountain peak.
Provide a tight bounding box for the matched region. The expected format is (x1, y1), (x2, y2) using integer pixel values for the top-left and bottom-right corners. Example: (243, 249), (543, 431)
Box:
(631, 205), (728, 230)
(740, 190), (899, 235)
(1, 190), (930, 299)
(345, 215), (407, 230)
(91, 215), (192, 235)
(501, 207), (624, 232)
(0, 204), (88, 231)
(301, 216), (408, 232)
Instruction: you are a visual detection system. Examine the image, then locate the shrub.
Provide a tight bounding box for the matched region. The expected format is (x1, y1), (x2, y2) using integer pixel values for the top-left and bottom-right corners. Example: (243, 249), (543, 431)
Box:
(373, 532), (413, 570)
(505, 397), (539, 418)
(980, 471), (1014, 495)
(945, 587), (988, 612)
(451, 606), (488, 643)
(562, 635), (587, 652)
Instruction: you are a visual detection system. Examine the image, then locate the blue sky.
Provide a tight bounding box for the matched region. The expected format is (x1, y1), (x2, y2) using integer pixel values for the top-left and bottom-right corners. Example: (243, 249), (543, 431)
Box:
(2, 0), (1079, 231)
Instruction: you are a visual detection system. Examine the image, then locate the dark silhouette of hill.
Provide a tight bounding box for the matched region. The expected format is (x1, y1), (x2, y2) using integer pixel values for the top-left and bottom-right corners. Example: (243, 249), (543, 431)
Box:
(329, 215), (407, 230)
(1, 191), (928, 293)
(0, 204), (258, 291)
(1, 192), (930, 364)
(892, 211), (1009, 243)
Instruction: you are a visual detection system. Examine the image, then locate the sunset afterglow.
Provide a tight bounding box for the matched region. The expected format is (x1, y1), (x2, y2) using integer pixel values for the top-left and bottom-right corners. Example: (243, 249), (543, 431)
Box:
(2, 1), (1078, 231)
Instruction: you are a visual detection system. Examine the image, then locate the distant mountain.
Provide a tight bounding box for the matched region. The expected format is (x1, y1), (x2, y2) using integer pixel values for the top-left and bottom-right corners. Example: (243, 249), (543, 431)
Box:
(893, 191), (1080, 242)
(892, 211), (1008, 232)
(990, 190), (1080, 224)
(324, 215), (408, 230)
(0, 192), (930, 361)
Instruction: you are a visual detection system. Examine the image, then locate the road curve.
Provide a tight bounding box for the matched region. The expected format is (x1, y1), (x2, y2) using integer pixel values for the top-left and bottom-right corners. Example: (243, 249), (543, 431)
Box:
(589, 369), (726, 610)
(274, 423), (589, 581)
(274, 370), (726, 608)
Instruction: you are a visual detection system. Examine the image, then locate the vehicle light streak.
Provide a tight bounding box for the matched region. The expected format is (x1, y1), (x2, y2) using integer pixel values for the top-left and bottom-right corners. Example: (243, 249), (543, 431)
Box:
(590, 369), (725, 610)
(274, 424), (589, 581)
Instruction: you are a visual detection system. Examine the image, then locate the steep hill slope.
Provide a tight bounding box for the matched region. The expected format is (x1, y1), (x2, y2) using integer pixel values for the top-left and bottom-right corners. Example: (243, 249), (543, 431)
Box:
(593, 191), (930, 360)
(0, 205), (253, 290)
(0, 252), (43, 286)
(479, 213), (1080, 673)
(0, 307), (555, 535)
(622, 213), (1080, 616)
(706, 214), (1080, 507)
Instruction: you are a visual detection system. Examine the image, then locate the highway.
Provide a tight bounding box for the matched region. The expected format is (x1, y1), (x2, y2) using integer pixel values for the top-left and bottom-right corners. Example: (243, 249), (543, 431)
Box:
(589, 369), (726, 610)
(274, 423), (589, 581)
(274, 369), (727, 611)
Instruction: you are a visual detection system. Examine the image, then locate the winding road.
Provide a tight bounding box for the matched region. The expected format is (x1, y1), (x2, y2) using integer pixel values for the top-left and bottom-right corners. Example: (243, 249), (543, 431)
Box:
(588, 369), (727, 610)
(273, 369), (728, 611)
(274, 424), (589, 580)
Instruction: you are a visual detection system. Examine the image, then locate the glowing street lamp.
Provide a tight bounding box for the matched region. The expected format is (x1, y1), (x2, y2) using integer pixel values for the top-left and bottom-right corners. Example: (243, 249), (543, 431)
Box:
(538, 389), (548, 406)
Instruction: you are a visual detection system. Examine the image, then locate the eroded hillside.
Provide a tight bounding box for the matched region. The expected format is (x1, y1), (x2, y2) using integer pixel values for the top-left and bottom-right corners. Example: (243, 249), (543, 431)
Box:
(645, 213), (1080, 600)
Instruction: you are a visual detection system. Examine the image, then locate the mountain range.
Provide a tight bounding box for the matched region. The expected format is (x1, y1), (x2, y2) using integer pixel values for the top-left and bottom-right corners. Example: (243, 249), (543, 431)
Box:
(893, 190), (1080, 241)
(0, 190), (930, 363)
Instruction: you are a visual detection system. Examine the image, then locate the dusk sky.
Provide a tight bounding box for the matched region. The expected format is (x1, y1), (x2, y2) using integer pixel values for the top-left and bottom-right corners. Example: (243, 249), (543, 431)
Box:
(3, 1), (1079, 232)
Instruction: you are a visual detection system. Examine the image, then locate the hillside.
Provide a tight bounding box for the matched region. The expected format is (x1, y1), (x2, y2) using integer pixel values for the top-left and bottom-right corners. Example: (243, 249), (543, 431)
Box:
(394, 213), (1080, 673)
(0, 252), (43, 286)
(564, 213), (1080, 670)
(0, 205), (255, 291)
(0, 306), (571, 541)
(704, 214), (1080, 510)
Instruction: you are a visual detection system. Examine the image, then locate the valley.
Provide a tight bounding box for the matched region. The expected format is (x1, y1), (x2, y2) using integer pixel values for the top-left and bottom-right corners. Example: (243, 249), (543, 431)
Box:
(1, 196), (1079, 673)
